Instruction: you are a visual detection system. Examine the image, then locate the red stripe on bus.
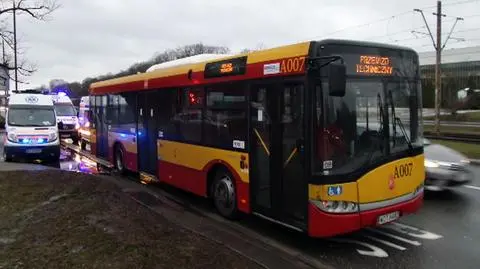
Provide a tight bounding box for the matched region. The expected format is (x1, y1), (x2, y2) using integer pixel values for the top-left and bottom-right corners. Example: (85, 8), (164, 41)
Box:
(158, 160), (207, 197)
(125, 151), (138, 172)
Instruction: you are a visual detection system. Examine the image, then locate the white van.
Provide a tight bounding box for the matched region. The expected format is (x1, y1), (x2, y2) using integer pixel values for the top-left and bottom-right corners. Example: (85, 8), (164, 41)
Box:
(51, 93), (80, 143)
(3, 93), (60, 165)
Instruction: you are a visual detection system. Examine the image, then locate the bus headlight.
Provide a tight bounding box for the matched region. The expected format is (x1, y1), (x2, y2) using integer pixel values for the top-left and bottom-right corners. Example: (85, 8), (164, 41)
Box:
(75, 122), (80, 130)
(84, 121), (90, 128)
(311, 200), (358, 213)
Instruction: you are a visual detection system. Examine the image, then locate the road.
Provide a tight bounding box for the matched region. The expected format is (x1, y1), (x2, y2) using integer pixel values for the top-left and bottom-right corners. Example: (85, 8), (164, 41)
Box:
(194, 165), (480, 269)
(1, 140), (480, 269)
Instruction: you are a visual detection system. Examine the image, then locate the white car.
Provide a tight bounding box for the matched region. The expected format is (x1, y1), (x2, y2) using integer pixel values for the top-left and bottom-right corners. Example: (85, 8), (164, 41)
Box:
(424, 138), (473, 191)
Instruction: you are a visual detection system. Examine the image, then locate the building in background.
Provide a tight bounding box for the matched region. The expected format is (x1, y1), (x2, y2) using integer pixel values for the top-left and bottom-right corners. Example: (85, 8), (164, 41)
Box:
(0, 64), (9, 118)
(419, 46), (480, 109)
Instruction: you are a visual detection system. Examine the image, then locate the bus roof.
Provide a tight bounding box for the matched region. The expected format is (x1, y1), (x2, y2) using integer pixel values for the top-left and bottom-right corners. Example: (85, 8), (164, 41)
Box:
(89, 41), (311, 95)
(314, 39), (417, 55)
(146, 54), (235, 72)
(89, 39), (418, 96)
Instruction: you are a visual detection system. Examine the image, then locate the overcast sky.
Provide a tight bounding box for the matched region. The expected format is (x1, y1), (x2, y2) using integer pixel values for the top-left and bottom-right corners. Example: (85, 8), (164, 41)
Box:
(11, 0), (480, 90)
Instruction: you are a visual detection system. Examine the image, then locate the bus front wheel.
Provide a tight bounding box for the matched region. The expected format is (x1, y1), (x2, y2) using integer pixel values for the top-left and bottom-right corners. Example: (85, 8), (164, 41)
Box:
(212, 168), (239, 219)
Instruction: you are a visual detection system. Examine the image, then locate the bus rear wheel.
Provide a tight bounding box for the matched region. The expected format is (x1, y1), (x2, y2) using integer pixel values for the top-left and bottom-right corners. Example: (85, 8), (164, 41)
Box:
(114, 146), (126, 175)
(212, 168), (239, 219)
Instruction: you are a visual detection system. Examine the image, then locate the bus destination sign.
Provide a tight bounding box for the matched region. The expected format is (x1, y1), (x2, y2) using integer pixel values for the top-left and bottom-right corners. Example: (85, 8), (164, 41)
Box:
(356, 55), (393, 75)
(204, 56), (247, 78)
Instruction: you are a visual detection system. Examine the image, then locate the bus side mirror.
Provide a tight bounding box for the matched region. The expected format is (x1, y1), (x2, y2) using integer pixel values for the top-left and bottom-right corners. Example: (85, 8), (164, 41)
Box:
(328, 63), (346, 97)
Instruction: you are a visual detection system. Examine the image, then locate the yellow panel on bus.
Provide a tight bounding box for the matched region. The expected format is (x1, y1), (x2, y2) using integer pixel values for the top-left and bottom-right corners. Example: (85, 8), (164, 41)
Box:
(157, 140), (249, 183)
(309, 154), (425, 203)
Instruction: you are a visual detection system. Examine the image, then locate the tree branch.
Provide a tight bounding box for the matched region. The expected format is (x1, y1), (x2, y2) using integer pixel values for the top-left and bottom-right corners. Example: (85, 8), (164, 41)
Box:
(0, 0), (59, 19)
(4, 67), (29, 84)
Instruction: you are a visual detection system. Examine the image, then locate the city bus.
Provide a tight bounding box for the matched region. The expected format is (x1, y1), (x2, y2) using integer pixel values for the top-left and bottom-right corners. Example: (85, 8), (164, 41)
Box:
(88, 39), (425, 237)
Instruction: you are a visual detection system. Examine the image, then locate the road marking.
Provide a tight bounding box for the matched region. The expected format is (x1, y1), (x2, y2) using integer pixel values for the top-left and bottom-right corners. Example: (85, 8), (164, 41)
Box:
(464, 185), (480, 191)
(365, 228), (421, 246)
(329, 238), (389, 258)
(330, 222), (444, 258)
(362, 234), (406, 250)
(388, 222), (443, 240)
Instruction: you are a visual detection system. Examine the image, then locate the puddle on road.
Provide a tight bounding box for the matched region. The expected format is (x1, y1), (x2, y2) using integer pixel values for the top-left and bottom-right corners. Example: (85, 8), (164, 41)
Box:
(60, 148), (99, 174)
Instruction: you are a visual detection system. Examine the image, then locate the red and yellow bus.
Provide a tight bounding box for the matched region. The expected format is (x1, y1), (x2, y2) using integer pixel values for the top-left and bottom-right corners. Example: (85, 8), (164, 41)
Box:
(88, 39), (425, 237)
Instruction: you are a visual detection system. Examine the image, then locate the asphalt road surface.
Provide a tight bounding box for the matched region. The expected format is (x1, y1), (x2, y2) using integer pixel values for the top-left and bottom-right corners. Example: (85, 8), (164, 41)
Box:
(1, 139), (480, 269)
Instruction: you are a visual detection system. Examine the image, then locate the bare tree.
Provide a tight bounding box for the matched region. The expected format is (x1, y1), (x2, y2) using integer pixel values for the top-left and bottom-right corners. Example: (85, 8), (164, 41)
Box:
(240, 43), (267, 54)
(0, 0), (59, 88)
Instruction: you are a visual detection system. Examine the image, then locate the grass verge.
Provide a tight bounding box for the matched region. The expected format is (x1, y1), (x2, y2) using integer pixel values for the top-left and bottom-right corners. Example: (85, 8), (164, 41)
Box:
(424, 111), (480, 122)
(424, 125), (480, 135)
(0, 170), (263, 269)
(429, 139), (480, 159)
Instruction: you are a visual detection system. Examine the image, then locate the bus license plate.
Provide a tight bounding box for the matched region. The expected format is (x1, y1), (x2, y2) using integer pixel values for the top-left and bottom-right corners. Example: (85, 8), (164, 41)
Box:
(26, 148), (42, 154)
(377, 211), (400, 225)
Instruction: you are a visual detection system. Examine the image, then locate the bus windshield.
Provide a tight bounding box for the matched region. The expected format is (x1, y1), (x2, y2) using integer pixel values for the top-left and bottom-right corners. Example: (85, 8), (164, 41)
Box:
(314, 79), (423, 175)
(55, 104), (76, 116)
(8, 107), (56, 127)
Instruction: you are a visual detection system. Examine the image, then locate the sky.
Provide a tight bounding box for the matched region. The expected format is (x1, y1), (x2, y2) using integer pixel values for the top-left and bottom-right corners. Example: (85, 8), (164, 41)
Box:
(9, 0), (480, 90)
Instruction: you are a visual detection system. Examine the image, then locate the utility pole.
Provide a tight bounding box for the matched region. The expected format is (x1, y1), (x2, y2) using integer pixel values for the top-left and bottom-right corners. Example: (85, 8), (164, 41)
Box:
(434, 1), (442, 135)
(13, 0), (18, 93)
(414, 1), (463, 135)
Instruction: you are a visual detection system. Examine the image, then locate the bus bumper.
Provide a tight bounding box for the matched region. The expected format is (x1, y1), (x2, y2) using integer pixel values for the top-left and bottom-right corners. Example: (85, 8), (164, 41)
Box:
(307, 191), (424, 238)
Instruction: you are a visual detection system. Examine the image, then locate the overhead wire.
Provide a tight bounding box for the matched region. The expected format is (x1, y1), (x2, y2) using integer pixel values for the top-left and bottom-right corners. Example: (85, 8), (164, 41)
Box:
(300, 11), (413, 41)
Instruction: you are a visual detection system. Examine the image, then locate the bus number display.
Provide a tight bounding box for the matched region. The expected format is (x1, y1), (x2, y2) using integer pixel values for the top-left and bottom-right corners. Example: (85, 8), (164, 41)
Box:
(356, 55), (393, 75)
(220, 63), (233, 73)
(280, 57), (306, 74)
(204, 56), (247, 78)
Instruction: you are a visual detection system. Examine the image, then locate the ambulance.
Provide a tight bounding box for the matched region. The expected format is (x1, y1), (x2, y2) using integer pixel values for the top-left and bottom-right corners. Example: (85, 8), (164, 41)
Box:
(3, 92), (60, 164)
(51, 93), (80, 144)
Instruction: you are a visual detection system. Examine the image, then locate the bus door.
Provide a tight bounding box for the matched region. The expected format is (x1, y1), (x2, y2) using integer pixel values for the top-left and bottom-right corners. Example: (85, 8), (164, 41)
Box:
(96, 95), (109, 158)
(250, 82), (307, 229)
(137, 91), (158, 177)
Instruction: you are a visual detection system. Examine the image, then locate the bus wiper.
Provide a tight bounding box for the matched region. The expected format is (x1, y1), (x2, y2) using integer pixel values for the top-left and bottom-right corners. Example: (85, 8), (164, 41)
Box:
(395, 117), (413, 150)
(388, 91), (397, 147)
(388, 90), (412, 150)
(361, 94), (385, 167)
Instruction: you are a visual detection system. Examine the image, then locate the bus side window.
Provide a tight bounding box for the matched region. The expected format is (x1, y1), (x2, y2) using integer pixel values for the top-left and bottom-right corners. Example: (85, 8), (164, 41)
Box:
(174, 88), (203, 143)
(205, 83), (247, 150)
(157, 89), (178, 140)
